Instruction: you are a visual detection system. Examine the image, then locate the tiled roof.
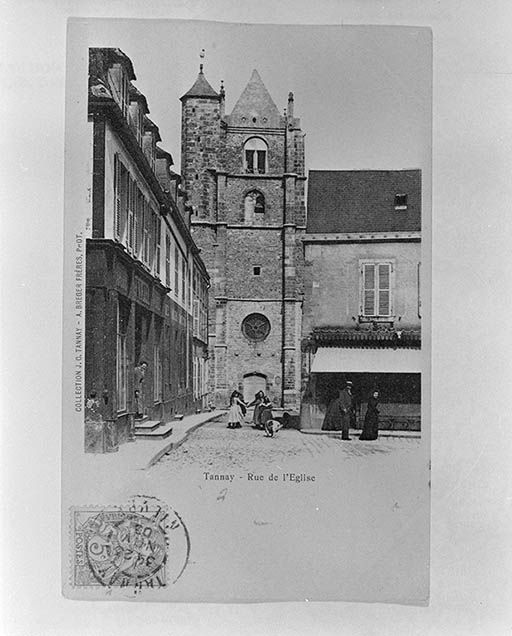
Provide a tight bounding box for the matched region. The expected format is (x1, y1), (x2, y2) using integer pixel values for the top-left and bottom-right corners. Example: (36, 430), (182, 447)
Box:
(307, 170), (421, 234)
(180, 69), (220, 100)
(310, 327), (421, 349)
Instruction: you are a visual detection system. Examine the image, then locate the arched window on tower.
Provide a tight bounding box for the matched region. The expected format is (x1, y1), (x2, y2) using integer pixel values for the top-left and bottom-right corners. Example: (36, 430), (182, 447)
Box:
(244, 190), (265, 224)
(244, 137), (267, 174)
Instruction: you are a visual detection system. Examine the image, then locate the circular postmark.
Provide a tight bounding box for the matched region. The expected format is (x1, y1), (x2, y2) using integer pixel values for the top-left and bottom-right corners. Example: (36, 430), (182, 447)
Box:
(85, 511), (166, 586)
(73, 496), (190, 590)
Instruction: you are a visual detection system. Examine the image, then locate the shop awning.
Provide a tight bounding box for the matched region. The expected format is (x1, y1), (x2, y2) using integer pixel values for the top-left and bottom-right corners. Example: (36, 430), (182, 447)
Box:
(311, 347), (422, 374)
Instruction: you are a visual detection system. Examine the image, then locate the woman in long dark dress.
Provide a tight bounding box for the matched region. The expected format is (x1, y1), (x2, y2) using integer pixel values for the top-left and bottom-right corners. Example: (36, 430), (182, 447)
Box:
(259, 395), (274, 430)
(247, 391), (265, 429)
(359, 391), (380, 440)
(322, 394), (342, 431)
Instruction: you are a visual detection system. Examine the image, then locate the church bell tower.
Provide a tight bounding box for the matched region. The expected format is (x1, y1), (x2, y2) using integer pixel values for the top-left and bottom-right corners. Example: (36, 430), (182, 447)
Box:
(181, 65), (306, 410)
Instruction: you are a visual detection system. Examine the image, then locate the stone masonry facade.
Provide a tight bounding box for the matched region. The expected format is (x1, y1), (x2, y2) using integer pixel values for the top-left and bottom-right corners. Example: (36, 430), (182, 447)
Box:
(180, 68), (305, 409)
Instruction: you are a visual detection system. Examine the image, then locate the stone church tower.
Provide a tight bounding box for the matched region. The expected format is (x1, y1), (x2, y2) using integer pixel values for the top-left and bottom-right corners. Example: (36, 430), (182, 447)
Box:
(180, 66), (306, 409)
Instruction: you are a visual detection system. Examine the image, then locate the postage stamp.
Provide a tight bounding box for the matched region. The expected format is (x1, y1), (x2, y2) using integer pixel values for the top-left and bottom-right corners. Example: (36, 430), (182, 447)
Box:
(71, 497), (190, 589)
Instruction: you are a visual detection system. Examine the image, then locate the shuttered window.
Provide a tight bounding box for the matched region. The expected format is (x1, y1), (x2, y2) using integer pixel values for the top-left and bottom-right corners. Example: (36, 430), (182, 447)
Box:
(165, 234), (171, 287)
(182, 258), (186, 303)
(142, 199), (149, 265)
(417, 262), (421, 318)
(175, 249), (179, 296)
(154, 214), (161, 276)
(360, 262), (394, 317)
(113, 154), (121, 238)
(193, 298), (199, 336)
(127, 176), (135, 253)
(113, 155), (129, 241)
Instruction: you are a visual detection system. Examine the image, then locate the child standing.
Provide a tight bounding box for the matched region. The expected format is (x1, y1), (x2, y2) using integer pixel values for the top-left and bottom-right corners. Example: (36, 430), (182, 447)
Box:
(227, 390), (246, 429)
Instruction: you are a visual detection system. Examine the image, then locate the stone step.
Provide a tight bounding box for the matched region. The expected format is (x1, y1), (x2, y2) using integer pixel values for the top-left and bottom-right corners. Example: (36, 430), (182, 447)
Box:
(134, 421), (174, 440)
(134, 419), (162, 432)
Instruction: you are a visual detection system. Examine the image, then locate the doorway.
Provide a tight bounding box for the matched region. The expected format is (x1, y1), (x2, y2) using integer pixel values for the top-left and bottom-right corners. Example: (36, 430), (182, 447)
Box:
(243, 372), (267, 403)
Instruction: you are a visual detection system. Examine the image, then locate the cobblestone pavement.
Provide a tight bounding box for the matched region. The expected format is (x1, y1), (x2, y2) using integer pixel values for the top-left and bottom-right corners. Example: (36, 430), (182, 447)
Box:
(154, 412), (420, 473)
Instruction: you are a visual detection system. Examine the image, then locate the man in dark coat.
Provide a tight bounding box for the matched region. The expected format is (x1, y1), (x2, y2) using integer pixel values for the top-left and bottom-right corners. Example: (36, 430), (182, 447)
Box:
(322, 382), (353, 440)
(133, 360), (147, 419)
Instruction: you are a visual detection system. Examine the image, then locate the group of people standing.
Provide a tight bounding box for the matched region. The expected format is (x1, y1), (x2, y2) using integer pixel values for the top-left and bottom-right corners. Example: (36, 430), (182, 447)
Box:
(228, 383), (380, 440)
(227, 390), (276, 434)
(322, 381), (380, 441)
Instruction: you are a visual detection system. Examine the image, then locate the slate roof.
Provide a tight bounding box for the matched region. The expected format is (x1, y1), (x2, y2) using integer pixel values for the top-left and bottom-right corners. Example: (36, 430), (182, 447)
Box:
(227, 69), (282, 128)
(307, 169), (421, 234)
(180, 69), (220, 100)
(129, 84), (149, 113)
(89, 48), (136, 82)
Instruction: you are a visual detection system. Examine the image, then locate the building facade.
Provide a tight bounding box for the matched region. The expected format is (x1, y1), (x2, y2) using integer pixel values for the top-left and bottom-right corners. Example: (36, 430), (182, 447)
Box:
(301, 170), (422, 431)
(180, 67), (306, 409)
(84, 48), (209, 452)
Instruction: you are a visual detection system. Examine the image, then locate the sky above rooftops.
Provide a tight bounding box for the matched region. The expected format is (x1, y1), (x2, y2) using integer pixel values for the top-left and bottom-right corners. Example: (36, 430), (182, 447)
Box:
(74, 20), (431, 176)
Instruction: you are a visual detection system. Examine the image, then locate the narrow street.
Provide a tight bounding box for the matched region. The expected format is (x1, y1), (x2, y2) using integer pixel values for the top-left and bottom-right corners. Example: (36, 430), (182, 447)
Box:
(152, 412), (421, 474)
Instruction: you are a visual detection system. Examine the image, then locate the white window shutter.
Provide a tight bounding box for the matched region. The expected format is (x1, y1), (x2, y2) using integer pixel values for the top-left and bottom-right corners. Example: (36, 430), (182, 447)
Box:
(363, 264), (376, 316)
(113, 153), (120, 238)
(377, 263), (391, 316)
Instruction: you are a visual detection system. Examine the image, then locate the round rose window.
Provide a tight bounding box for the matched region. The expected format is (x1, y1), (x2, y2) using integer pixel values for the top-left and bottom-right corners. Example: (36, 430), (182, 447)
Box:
(241, 313), (271, 342)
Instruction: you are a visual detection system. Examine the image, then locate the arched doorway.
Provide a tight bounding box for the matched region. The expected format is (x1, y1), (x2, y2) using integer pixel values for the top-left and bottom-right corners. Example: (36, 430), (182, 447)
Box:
(243, 372), (267, 403)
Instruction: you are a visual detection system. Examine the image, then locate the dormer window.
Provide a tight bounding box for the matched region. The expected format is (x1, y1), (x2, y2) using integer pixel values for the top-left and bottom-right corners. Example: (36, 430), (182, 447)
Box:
(120, 72), (129, 118)
(244, 137), (267, 174)
(107, 63), (130, 117)
(394, 193), (408, 210)
(128, 101), (143, 143)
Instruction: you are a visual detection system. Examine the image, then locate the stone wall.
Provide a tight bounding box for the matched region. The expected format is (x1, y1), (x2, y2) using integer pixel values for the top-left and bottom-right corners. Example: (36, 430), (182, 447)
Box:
(225, 228), (282, 298)
(224, 131), (286, 175)
(223, 300), (283, 406)
(221, 176), (284, 225)
(181, 97), (221, 218)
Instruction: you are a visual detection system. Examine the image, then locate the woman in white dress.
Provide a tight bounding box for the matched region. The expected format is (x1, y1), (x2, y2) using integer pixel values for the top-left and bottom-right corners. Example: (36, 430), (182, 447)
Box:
(227, 390), (246, 429)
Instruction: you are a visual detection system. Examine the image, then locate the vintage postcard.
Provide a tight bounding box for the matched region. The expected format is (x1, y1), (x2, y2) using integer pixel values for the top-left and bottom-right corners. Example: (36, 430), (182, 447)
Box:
(62, 19), (431, 603)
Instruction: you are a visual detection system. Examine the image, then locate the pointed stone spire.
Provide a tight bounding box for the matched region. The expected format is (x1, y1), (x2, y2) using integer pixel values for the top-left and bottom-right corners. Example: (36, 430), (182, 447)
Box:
(180, 50), (220, 101)
(228, 69), (281, 127)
